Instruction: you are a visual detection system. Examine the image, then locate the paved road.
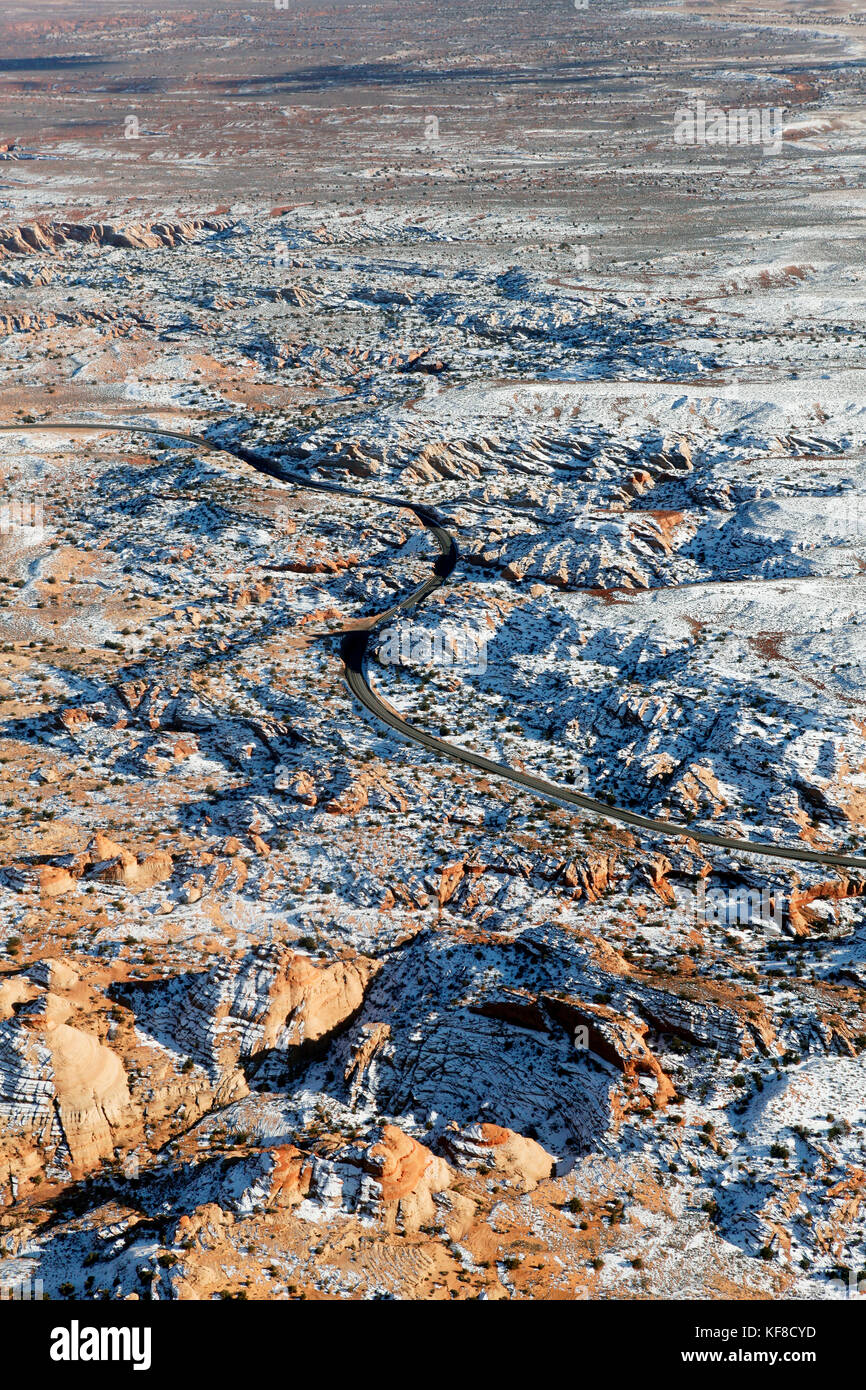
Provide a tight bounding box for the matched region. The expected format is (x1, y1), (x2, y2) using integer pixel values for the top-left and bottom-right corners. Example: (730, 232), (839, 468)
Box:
(5, 417), (866, 873)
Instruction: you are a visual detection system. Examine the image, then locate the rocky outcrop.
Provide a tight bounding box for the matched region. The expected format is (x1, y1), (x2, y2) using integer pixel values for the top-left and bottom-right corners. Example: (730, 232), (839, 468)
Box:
(44, 1023), (131, 1171)
(560, 851), (619, 901)
(0, 1007), (132, 1187)
(366, 1125), (453, 1227)
(0, 955), (234, 1196)
(344, 1022), (392, 1106)
(0, 218), (228, 258)
(625, 973), (777, 1059)
(432, 848), (619, 924)
(324, 765), (408, 815)
(117, 946), (381, 1084)
(542, 994), (676, 1108)
(403, 441), (484, 483)
(249, 1125), (452, 1230)
(86, 833), (174, 892)
(441, 1122), (554, 1191)
(38, 867), (77, 898)
(262, 1147), (312, 1208)
(470, 510), (693, 590)
(438, 859), (466, 906)
(31, 832), (175, 897)
(787, 878), (866, 935)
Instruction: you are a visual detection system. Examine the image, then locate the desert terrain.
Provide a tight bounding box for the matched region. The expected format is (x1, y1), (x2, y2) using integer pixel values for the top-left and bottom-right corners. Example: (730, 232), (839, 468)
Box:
(0, 0), (865, 1302)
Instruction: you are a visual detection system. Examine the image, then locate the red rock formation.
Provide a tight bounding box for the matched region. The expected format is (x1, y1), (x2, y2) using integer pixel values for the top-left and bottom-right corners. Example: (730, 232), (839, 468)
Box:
(269, 1146), (313, 1205)
(787, 878), (866, 935)
(442, 1122), (555, 1191)
(542, 994), (676, 1107)
(0, 218), (224, 258)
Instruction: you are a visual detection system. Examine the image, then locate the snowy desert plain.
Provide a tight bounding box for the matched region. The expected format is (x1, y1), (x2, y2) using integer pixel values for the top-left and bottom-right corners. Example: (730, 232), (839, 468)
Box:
(0, 0), (864, 1301)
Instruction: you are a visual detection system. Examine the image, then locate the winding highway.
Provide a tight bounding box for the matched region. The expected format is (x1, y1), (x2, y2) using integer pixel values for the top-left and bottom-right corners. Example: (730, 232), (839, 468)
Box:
(5, 417), (866, 873)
